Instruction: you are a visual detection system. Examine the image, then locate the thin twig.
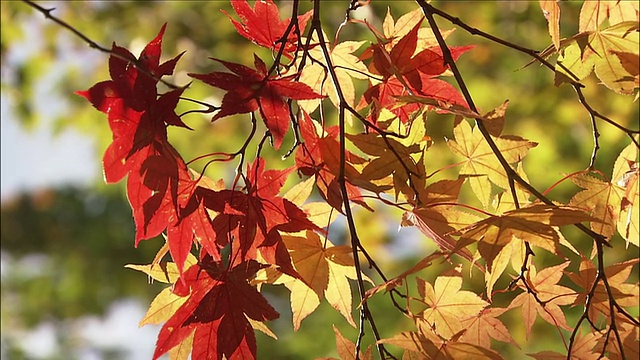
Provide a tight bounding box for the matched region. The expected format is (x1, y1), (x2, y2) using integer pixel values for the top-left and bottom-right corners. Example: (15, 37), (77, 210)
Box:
(311, 1), (393, 358)
(22, 0), (181, 90)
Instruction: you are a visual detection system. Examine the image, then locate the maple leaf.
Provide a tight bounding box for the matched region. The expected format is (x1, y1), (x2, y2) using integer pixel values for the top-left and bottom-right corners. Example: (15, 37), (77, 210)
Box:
(600, 322), (640, 360)
(569, 173), (626, 239)
(455, 204), (594, 271)
(402, 205), (481, 267)
(529, 330), (600, 360)
(381, 7), (456, 51)
(539, 0), (561, 50)
(418, 271), (489, 339)
(298, 35), (371, 112)
(508, 262), (577, 339)
(446, 117), (537, 208)
(459, 307), (519, 349)
(579, 0), (639, 32)
(223, 0), (311, 58)
(189, 55), (324, 149)
(126, 252), (198, 284)
(274, 230), (366, 330)
(200, 157), (317, 276)
(76, 24), (187, 183)
(612, 143), (639, 247)
(347, 124), (424, 198)
(378, 330), (503, 360)
(582, 22), (639, 95)
(153, 257), (278, 360)
(125, 145), (219, 276)
(567, 257), (640, 325)
(332, 325), (373, 360)
(359, 16), (472, 123)
(294, 112), (369, 212)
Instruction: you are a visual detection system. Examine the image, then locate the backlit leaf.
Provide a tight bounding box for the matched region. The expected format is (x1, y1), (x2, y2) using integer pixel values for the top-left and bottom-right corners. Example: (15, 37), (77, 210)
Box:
(419, 273), (489, 339)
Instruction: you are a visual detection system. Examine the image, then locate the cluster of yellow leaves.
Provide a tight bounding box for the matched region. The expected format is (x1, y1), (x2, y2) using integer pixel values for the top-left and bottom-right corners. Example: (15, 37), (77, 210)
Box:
(348, 109), (430, 200)
(272, 230), (368, 330)
(539, 0), (640, 96)
(374, 268), (512, 360)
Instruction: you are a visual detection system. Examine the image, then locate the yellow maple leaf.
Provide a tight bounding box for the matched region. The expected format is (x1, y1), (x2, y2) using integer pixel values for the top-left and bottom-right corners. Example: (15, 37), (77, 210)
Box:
(139, 287), (188, 327)
(298, 33), (370, 113)
(508, 262), (576, 339)
(456, 204), (594, 271)
(419, 273), (489, 339)
(446, 118), (537, 208)
(276, 231), (366, 330)
(459, 307), (519, 349)
(570, 173), (626, 239)
(612, 143), (639, 247)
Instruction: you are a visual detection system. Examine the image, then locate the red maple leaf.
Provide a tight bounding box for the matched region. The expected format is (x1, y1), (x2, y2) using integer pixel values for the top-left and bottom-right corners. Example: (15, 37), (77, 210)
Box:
(359, 21), (472, 123)
(199, 158), (318, 275)
(76, 24), (187, 183)
(153, 257), (279, 360)
(223, 0), (312, 58)
(295, 112), (370, 212)
(77, 25), (205, 274)
(189, 55), (324, 149)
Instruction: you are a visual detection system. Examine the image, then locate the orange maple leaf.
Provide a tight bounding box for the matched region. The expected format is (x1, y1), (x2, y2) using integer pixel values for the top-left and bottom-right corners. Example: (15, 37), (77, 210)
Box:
(419, 272), (489, 339)
(274, 231), (368, 330)
(446, 116), (537, 208)
(508, 262), (577, 339)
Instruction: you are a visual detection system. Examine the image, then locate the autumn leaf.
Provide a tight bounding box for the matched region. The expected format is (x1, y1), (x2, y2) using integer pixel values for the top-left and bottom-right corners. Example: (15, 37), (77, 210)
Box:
(378, 330), (503, 360)
(455, 204), (594, 270)
(583, 22), (640, 95)
(539, 0), (561, 50)
(223, 0), (311, 58)
(601, 322), (640, 360)
(378, 331), (440, 357)
(332, 325), (373, 360)
(276, 230), (366, 329)
(76, 24), (187, 184)
(612, 143), (639, 247)
(579, 0), (639, 32)
(139, 287), (189, 327)
(567, 257), (640, 325)
(381, 7), (455, 51)
(346, 120), (425, 198)
(200, 157), (317, 275)
(446, 117), (537, 208)
(418, 272), (489, 339)
(295, 112), (369, 212)
(459, 307), (519, 349)
(189, 55), (324, 149)
(125, 252), (198, 284)
(508, 262), (577, 338)
(298, 35), (370, 112)
(359, 18), (472, 123)
(153, 258), (278, 360)
(402, 206), (480, 266)
(529, 330), (600, 360)
(569, 173), (626, 239)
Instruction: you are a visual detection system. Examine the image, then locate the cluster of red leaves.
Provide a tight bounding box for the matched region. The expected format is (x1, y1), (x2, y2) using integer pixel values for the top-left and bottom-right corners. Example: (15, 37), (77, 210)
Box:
(76, 8), (321, 357)
(77, 0), (639, 359)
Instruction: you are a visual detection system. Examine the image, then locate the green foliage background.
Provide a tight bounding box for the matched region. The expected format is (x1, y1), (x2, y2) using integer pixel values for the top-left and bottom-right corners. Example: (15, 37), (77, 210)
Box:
(1, 1), (637, 359)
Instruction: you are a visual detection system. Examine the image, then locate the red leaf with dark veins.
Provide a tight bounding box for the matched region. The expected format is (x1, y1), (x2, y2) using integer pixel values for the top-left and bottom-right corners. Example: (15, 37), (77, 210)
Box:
(223, 0), (312, 58)
(295, 112), (370, 212)
(153, 258), (279, 360)
(189, 55), (323, 149)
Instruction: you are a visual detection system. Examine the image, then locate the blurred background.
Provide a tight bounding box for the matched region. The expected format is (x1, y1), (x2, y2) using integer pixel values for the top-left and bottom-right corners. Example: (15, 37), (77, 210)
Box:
(1, 1), (637, 359)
